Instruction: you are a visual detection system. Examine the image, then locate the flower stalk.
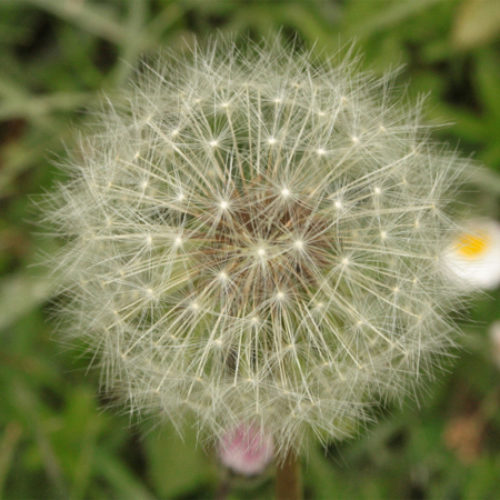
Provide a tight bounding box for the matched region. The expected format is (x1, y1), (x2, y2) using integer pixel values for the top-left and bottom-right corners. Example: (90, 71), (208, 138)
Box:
(276, 449), (302, 500)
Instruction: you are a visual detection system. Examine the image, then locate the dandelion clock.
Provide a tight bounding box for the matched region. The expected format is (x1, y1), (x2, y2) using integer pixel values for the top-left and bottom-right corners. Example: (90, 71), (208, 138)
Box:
(42, 37), (475, 497)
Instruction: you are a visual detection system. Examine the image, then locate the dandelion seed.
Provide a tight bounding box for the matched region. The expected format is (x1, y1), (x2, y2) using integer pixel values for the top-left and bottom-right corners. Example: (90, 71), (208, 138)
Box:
(256, 247), (266, 257)
(250, 315), (260, 325)
(218, 271), (229, 282)
(280, 187), (291, 198)
(219, 200), (230, 210)
(293, 239), (304, 250)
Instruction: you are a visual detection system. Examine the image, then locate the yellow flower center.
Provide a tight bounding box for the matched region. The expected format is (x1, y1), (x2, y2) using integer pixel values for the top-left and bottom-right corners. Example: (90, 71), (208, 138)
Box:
(455, 231), (490, 258)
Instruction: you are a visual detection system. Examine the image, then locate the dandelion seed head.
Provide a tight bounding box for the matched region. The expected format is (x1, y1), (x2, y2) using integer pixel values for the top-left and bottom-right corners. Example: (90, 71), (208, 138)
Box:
(43, 37), (474, 458)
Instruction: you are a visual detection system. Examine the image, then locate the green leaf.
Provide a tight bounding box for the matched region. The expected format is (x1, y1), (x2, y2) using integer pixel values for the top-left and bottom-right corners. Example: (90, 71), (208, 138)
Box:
(143, 423), (215, 498)
(94, 452), (156, 500)
(0, 271), (57, 332)
(453, 0), (500, 49)
(474, 51), (500, 118)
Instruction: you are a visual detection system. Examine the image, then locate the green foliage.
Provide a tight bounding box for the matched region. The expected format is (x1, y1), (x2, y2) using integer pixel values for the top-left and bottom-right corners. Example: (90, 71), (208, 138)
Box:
(0, 0), (499, 498)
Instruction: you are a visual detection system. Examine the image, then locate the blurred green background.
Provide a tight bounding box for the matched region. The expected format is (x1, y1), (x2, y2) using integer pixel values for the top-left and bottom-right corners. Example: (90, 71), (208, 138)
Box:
(1, 0), (499, 498)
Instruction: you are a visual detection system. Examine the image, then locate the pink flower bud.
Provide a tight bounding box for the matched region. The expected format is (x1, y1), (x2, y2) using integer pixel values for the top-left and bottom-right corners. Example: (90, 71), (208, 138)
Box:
(218, 424), (274, 476)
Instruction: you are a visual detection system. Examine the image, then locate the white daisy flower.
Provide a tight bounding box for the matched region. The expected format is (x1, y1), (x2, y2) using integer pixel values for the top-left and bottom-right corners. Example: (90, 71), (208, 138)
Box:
(444, 220), (500, 290)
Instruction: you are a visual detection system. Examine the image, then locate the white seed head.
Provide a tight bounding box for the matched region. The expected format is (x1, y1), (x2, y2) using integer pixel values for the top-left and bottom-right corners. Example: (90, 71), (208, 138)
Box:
(43, 37), (473, 458)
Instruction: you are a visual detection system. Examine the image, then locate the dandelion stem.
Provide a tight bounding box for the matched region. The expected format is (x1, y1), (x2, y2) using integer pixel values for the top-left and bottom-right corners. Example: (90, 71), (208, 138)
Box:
(215, 472), (231, 500)
(275, 448), (302, 500)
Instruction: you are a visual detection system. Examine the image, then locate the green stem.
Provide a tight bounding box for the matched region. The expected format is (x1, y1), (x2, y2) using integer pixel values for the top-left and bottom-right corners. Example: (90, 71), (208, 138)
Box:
(275, 449), (302, 500)
(215, 469), (231, 500)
